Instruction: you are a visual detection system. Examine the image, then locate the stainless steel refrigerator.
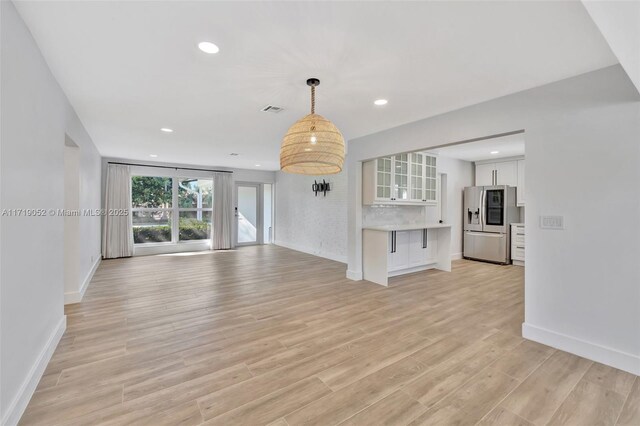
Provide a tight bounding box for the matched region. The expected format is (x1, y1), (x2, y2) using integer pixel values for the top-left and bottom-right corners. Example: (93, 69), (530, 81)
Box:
(463, 185), (518, 264)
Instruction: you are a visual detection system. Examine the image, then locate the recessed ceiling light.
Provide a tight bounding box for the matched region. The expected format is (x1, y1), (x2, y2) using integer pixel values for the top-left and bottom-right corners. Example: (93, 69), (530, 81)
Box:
(255, 164), (261, 167)
(160, 128), (173, 133)
(374, 99), (388, 106)
(490, 151), (500, 154)
(198, 41), (219, 54)
(149, 154), (158, 158)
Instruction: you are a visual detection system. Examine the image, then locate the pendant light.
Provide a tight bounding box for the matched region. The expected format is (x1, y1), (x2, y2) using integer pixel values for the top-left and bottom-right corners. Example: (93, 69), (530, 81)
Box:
(280, 78), (345, 175)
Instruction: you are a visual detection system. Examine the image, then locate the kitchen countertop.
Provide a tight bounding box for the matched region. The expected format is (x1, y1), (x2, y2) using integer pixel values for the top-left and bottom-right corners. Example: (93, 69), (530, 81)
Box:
(362, 223), (452, 232)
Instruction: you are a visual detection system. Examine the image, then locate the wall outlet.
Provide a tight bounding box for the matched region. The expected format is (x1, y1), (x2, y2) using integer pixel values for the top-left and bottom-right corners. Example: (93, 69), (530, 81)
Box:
(540, 215), (564, 230)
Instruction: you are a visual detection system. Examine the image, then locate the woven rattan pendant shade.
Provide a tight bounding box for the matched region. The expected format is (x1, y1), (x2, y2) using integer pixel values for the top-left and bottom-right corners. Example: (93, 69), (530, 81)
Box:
(280, 79), (345, 175)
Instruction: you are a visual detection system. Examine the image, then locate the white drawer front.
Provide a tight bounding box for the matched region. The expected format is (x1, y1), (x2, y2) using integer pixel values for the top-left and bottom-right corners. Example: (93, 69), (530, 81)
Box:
(512, 246), (525, 261)
(513, 233), (525, 245)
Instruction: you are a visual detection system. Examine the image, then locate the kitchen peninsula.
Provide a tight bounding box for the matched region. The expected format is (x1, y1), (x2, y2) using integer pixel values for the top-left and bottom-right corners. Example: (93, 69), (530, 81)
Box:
(362, 223), (451, 286)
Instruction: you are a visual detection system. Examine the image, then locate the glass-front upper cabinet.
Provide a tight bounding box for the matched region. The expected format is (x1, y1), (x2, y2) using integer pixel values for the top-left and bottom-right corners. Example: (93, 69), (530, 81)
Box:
(393, 154), (409, 201)
(410, 153), (425, 202)
(363, 152), (438, 205)
(425, 155), (437, 202)
(375, 156), (392, 200)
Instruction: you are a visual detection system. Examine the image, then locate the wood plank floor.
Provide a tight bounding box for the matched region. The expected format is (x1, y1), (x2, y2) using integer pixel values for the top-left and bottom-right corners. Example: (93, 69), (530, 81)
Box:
(20, 245), (639, 425)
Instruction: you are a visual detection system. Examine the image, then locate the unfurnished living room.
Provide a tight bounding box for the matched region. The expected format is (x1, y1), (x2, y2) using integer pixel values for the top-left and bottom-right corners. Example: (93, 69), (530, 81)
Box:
(1, 1), (640, 425)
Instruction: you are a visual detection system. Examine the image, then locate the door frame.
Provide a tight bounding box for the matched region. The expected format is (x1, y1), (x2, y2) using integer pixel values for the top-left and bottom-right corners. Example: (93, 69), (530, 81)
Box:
(234, 182), (264, 246)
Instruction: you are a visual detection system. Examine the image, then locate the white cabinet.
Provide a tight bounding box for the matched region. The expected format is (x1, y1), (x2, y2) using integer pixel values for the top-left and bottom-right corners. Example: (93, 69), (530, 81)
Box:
(388, 229), (438, 272)
(511, 224), (525, 266)
(475, 160), (519, 187)
(495, 161), (517, 186)
(517, 160), (525, 206)
(363, 152), (438, 205)
(362, 226), (452, 286)
(408, 229), (438, 267)
(388, 231), (410, 271)
(375, 156), (393, 201)
(393, 154), (410, 201)
(408, 230), (425, 267)
(475, 163), (495, 186)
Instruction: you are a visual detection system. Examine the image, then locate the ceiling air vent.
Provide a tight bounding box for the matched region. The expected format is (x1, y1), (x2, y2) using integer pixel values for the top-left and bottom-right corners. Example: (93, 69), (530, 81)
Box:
(261, 105), (284, 113)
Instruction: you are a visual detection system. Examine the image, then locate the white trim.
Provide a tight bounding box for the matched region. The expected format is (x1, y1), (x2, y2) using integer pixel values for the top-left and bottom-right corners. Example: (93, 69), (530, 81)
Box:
(522, 322), (640, 376)
(2, 316), (66, 426)
(64, 257), (101, 305)
(274, 240), (347, 264)
(451, 252), (463, 260)
(133, 240), (211, 256)
(388, 263), (437, 278)
(474, 155), (525, 165)
(346, 269), (363, 281)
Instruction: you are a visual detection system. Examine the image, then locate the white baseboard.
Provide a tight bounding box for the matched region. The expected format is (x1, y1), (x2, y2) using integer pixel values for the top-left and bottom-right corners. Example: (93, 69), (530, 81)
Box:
(346, 269), (363, 281)
(451, 252), (463, 260)
(522, 322), (640, 376)
(2, 316), (66, 426)
(274, 240), (347, 264)
(133, 241), (211, 257)
(65, 257), (101, 305)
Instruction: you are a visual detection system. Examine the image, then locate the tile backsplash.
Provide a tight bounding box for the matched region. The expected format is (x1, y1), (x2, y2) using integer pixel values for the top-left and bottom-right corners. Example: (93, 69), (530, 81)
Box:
(363, 205), (429, 227)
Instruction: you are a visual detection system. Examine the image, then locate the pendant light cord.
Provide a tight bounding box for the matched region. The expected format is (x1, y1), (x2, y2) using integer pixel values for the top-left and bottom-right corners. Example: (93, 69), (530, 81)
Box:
(311, 85), (315, 114)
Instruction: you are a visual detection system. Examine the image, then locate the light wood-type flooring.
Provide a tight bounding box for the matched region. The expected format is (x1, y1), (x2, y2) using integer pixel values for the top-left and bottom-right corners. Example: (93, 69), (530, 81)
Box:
(20, 245), (640, 425)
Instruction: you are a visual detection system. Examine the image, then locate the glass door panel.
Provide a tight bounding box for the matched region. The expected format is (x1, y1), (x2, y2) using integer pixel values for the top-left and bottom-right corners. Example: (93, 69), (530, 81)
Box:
(410, 153), (424, 201)
(376, 157), (392, 200)
(485, 189), (505, 226)
(394, 154), (409, 200)
(236, 184), (259, 245)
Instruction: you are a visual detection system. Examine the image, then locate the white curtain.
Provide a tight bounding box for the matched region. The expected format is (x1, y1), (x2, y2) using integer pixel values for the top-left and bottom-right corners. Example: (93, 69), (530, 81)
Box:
(102, 164), (133, 258)
(213, 172), (234, 250)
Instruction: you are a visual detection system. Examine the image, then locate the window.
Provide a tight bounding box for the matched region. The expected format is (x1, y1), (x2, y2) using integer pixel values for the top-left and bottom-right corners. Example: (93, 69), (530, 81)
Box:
(131, 175), (213, 244)
(178, 178), (213, 241)
(131, 176), (173, 244)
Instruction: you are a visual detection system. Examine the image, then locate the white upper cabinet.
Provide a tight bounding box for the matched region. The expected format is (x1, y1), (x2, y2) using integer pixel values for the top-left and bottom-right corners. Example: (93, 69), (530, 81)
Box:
(363, 152), (438, 205)
(410, 153), (425, 202)
(517, 159), (525, 206)
(375, 156), (393, 201)
(475, 159), (519, 187)
(475, 163), (495, 186)
(495, 161), (517, 186)
(393, 154), (410, 201)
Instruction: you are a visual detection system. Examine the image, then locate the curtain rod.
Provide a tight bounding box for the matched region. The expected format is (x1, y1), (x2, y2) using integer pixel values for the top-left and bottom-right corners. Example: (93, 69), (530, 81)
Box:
(108, 161), (233, 174)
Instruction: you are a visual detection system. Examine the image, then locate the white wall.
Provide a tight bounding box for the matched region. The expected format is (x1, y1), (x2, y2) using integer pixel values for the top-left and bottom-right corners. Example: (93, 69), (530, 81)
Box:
(347, 65), (640, 375)
(274, 166), (348, 263)
(0, 2), (102, 423)
(583, 0), (640, 94)
(432, 156), (474, 258)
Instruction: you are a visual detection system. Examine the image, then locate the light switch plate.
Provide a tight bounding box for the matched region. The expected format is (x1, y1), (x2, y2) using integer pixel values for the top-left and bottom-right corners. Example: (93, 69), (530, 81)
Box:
(540, 215), (564, 230)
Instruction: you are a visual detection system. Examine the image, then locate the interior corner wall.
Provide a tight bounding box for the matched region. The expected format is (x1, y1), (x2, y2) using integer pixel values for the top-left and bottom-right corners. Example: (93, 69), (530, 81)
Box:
(274, 165), (348, 263)
(0, 2), (102, 424)
(435, 157), (474, 258)
(347, 65), (640, 375)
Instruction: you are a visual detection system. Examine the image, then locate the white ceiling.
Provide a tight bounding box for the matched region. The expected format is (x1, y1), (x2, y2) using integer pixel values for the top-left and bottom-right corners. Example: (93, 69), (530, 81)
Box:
(427, 133), (525, 162)
(15, 1), (616, 170)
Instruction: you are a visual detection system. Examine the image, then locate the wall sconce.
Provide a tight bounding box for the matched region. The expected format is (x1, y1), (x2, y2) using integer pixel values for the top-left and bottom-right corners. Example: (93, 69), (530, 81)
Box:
(312, 179), (331, 197)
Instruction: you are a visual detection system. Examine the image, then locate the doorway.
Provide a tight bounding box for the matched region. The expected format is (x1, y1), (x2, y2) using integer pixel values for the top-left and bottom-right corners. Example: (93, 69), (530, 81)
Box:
(235, 183), (261, 246)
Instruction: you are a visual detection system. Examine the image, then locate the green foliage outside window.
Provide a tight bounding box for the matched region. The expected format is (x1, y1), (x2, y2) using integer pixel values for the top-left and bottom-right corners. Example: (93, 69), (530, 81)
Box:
(131, 176), (173, 208)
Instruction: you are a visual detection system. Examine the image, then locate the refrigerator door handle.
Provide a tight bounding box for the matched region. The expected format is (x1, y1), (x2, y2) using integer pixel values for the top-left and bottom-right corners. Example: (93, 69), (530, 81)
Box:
(466, 231), (503, 237)
(480, 189), (486, 228)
